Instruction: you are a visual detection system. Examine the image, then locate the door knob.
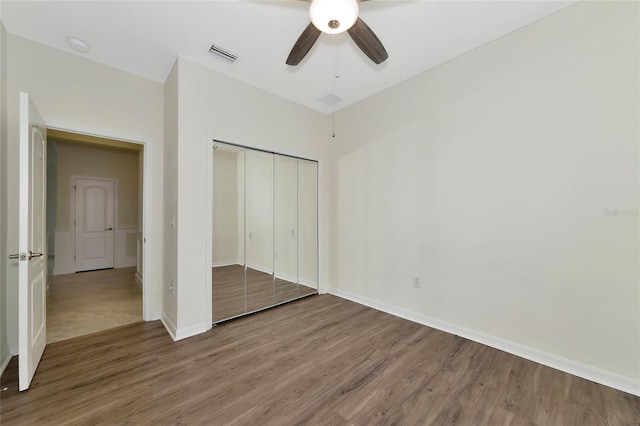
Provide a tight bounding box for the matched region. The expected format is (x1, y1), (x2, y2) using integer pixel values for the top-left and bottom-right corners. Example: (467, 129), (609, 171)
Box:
(105, 227), (113, 231)
(28, 251), (44, 260)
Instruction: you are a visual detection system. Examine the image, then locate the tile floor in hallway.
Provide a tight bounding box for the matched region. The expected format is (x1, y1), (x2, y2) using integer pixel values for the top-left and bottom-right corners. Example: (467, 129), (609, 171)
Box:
(46, 266), (142, 343)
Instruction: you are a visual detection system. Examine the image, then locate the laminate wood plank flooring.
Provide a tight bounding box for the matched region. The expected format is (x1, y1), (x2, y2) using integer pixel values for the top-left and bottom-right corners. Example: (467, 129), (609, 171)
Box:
(47, 267), (142, 343)
(2, 295), (638, 425)
(212, 265), (316, 322)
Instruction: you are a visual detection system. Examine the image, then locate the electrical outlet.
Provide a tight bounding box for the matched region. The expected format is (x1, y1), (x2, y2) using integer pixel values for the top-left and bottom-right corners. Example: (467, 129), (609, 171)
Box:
(412, 276), (420, 288)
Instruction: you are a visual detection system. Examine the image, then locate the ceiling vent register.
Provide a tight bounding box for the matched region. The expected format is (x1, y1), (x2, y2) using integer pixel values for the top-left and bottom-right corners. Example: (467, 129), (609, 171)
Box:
(209, 44), (238, 63)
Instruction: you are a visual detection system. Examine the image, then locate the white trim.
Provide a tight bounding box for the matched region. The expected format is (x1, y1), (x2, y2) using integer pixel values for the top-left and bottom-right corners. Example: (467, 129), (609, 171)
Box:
(274, 271), (296, 284)
(134, 271), (143, 290)
(52, 229), (73, 275)
(206, 134), (214, 326)
(45, 121), (154, 323)
(115, 226), (138, 268)
(9, 344), (17, 355)
(298, 278), (317, 290)
(0, 352), (11, 377)
(328, 287), (640, 397)
(246, 262), (273, 275)
(160, 312), (177, 341)
(175, 322), (210, 341)
(212, 260), (239, 268)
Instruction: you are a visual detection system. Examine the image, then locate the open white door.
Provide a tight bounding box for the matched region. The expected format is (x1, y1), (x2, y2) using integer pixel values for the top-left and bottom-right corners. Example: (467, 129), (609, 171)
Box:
(15, 92), (47, 391)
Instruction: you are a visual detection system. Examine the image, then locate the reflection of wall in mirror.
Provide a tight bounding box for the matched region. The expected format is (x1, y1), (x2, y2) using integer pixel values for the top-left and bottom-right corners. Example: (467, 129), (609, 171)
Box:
(236, 151), (245, 266)
(274, 155), (298, 284)
(298, 160), (318, 288)
(245, 150), (274, 274)
(212, 149), (238, 266)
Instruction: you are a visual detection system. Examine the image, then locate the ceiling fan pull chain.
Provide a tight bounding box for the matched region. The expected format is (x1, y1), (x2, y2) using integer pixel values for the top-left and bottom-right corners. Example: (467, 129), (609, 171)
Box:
(334, 34), (340, 79)
(332, 106), (336, 139)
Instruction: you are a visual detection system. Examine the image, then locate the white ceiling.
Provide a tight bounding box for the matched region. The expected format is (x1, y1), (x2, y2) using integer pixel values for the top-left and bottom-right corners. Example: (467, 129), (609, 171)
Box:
(2, 0), (575, 114)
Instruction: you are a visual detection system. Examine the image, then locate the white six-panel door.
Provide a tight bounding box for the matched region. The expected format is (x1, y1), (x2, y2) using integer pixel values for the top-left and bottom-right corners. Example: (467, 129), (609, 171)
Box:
(16, 92), (47, 391)
(74, 178), (115, 272)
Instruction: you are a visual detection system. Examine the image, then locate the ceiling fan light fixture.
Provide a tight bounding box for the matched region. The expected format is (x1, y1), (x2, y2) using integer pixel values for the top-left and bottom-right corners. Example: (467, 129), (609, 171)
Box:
(310, 0), (359, 35)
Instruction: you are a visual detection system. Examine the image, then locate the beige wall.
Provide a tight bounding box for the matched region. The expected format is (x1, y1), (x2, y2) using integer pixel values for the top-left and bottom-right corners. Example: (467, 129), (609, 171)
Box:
(212, 149), (239, 266)
(331, 1), (639, 391)
(5, 34), (164, 350)
(0, 19), (10, 369)
(164, 57), (330, 339)
(54, 141), (139, 229)
(162, 60), (179, 333)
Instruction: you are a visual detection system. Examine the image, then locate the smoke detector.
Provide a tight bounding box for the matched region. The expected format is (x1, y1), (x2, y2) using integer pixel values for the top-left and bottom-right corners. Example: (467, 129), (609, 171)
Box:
(66, 36), (90, 54)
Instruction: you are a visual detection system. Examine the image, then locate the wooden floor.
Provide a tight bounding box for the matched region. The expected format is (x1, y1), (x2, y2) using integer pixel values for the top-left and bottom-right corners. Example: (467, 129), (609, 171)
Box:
(212, 265), (316, 322)
(47, 267), (142, 343)
(1, 295), (638, 425)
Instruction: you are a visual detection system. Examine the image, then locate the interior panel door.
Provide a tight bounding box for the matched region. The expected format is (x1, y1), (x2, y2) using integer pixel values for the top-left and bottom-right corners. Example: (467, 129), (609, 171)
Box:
(74, 178), (115, 271)
(16, 92), (47, 391)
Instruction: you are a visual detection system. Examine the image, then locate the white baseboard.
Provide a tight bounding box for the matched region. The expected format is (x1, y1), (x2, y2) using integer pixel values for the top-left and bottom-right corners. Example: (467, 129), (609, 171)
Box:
(246, 263), (273, 275)
(160, 313), (177, 341)
(0, 351), (12, 377)
(151, 311), (162, 321)
(274, 272), (297, 284)
(9, 345), (18, 356)
(161, 313), (210, 342)
(175, 322), (210, 341)
(298, 278), (317, 290)
(212, 260), (239, 268)
(134, 272), (143, 290)
(328, 287), (640, 397)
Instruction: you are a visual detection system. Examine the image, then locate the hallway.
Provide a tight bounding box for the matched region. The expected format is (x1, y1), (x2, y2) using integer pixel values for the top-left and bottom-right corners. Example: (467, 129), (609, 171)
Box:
(47, 267), (142, 343)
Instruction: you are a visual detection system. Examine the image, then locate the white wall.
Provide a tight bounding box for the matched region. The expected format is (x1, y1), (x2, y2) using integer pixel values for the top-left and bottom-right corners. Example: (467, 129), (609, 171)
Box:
(330, 1), (639, 394)
(0, 19), (10, 374)
(245, 149), (274, 273)
(5, 35), (164, 349)
(274, 155), (298, 282)
(212, 149), (239, 266)
(167, 57), (330, 339)
(298, 159), (318, 287)
(162, 60), (179, 336)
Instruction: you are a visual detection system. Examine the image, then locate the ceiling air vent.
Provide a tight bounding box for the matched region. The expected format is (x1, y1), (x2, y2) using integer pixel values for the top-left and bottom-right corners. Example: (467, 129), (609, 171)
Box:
(318, 93), (342, 106)
(209, 44), (238, 63)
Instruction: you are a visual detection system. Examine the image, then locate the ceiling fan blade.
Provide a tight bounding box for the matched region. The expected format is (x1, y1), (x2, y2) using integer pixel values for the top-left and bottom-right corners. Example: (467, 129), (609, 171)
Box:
(286, 23), (322, 66)
(347, 17), (388, 64)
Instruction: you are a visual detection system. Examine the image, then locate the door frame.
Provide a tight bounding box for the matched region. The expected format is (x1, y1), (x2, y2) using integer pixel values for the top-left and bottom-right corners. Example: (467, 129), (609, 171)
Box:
(46, 121), (155, 322)
(71, 176), (118, 272)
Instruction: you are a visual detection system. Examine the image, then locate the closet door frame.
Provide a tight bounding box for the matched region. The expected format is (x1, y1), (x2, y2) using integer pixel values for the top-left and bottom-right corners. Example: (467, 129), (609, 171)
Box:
(208, 138), (319, 325)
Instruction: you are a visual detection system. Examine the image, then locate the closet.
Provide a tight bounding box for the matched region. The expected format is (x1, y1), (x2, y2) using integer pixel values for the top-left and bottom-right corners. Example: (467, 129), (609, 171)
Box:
(211, 141), (318, 323)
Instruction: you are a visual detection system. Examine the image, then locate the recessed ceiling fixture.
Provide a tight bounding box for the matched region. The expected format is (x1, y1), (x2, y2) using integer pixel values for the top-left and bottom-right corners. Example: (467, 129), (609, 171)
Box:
(66, 36), (90, 54)
(310, 0), (359, 35)
(286, 0), (388, 66)
(209, 44), (238, 63)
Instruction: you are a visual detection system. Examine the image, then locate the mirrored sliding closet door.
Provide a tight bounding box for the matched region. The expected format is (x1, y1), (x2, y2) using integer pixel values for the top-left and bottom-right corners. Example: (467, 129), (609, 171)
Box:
(212, 141), (318, 324)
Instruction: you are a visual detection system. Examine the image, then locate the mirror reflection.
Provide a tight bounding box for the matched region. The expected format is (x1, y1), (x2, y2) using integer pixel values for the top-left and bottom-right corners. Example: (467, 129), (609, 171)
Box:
(212, 143), (245, 322)
(212, 142), (318, 323)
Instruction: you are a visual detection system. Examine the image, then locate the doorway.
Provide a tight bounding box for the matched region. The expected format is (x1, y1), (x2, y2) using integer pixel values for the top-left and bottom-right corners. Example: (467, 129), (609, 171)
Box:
(46, 130), (144, 343)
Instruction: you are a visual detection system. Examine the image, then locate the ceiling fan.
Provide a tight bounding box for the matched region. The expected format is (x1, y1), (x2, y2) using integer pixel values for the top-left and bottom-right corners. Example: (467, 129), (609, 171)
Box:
(286, 0), (388, 66)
